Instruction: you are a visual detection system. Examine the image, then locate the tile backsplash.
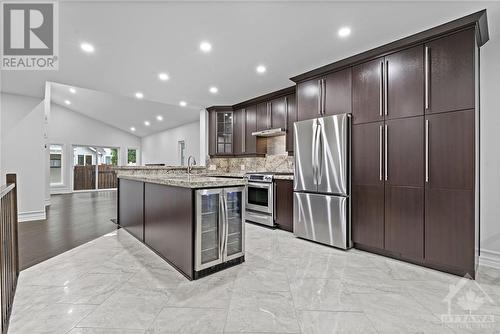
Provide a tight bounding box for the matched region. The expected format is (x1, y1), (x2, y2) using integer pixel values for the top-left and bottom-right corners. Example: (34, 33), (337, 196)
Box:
(207, 154), (293, 173)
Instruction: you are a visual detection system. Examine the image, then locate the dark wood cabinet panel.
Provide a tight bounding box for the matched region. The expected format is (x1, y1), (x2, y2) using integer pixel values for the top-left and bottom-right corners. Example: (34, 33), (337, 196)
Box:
(275, 179), (293, 232)
(352, 58), (384, 124)
(386, 46), (424, 119)
(245, 105), (257, 154)
(352, 184), (385, 249)
(426, 110), (474, 190)
(425, 188), (474, 273)
(352, 122), (384, 186)
(286, 94), (297, 153)
(426, 28), (475, 114)
(256, 102), (269, 131)
(270, 97), (286, 130)
(297, 78), (320, 121)
(208, 111), (216, 156)
(385, 186), (424, 260)
(144, 183), (194, 279)
(233, 109), (245, 155)
(386, 116), (424, 187)
(324, 68), (352, 116)
(118, 179), (144, 242)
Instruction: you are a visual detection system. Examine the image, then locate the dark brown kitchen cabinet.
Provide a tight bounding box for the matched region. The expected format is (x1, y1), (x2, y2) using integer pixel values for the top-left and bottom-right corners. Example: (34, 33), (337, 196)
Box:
(275, 179), (293, 232)
(285, 94), (297, 153)
(270, 97), (286, 130)
(425, 110), (475, 274)
(216, 110), (233, 155)
(233, 109), (245, 155)
(256, 102), (268, 131)
(385, 46), (424, 119)
(384, 116), (424, 261)
(425, 28), (475, 114)
(352, 58), (384, 124)
(352, 122), (385, 249)
(208, 111), (217, 156)
(118, 178), (144, 242)
(323, 68), (352, 116)
(244, 105), (265, 156)
(297, 79), (320, 121)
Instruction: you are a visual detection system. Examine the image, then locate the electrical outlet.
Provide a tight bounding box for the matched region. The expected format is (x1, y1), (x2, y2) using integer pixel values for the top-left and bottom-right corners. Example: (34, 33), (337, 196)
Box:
(240, 164), (246, 171)
(208, 164), (216, 171)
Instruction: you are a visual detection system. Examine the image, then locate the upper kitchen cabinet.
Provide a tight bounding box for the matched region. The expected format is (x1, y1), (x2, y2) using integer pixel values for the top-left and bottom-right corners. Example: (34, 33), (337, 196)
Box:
(207, 106), (234, 156)
(385, 46), (424, 119)
(297, 79), (320, 121)
(297, 68), (351, 121)
(256, 102), (269, 131)
(285, 93), (297, 153)
(425, 28), (475, 114)
(270, 97), (286, 130)
(233, 108), (246, 155)
(323, 68), (352, 116)
(352, 58), (385, 124)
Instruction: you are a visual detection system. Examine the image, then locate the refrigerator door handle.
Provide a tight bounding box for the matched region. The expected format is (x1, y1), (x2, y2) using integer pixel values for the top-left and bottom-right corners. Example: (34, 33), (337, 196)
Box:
(316, 122), (323, 184)
(311, 121), (318, 185)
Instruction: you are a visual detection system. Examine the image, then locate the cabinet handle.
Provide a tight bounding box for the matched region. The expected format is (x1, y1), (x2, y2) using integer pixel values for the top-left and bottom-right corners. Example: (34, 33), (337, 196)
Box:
(267, 102), (271, 129)
(384, 124), (388, 181)
(379, 61), (384, 117)
(242, 109), (246, 153)
(322, 79), (326, 115)
(425, 46), (430, 110)
(379, 125), (383, 181)
(284, 97), (288, 132)
(218, 194), (224, 259)
(317, 79), (322, 116)
(425, 119), (429, 183)
(384, 60), (388, 116)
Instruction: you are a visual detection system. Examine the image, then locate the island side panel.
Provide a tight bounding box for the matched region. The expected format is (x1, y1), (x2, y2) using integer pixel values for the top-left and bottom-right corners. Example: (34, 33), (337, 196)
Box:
(118, 178), (145, 242)
(144, 183), (194, 279)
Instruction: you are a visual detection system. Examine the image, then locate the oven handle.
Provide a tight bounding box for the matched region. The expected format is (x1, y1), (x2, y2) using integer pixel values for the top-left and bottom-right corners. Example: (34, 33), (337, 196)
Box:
(247, 182), (273, 189)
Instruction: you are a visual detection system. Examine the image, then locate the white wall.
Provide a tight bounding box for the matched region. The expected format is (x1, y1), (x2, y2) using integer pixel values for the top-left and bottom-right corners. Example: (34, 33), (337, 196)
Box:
(1, 93), (46, 221)
(479, 2), (500, 267)
(49, 103), (141, 193)
(142, 121), (200, 166)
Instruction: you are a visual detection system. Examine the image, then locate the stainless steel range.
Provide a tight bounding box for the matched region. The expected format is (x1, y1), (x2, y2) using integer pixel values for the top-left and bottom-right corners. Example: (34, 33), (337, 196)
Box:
(245, 172), (292, 227)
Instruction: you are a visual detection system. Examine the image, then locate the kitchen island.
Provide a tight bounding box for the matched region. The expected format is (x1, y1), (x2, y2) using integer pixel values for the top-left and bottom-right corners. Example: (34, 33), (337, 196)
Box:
(117, 174), (246, 280)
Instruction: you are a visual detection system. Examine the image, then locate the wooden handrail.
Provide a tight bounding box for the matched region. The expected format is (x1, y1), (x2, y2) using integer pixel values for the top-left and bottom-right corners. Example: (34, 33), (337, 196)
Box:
(0, 173), (19, 334)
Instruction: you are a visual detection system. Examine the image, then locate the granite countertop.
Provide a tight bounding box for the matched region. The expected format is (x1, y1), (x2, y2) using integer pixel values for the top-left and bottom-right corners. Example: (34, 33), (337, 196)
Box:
(113, 165), (205, 171)
(118, 174), (246, 189)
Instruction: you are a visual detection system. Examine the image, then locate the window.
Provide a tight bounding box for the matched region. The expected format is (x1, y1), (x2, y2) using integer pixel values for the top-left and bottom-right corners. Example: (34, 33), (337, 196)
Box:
(178, 141), (186, 166)
(127, 148), (137, 166)
(49, 144), (63, 185)
(77, 155), (85, 166)
(85, 155), (92, 165)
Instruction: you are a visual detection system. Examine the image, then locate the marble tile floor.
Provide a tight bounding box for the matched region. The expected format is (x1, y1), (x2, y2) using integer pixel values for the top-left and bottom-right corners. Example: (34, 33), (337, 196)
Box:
(9, 223), (500, 334)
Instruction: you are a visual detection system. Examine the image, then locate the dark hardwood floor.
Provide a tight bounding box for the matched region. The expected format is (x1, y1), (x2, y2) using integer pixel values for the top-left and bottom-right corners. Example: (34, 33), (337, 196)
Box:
(19, 191), (118, 270)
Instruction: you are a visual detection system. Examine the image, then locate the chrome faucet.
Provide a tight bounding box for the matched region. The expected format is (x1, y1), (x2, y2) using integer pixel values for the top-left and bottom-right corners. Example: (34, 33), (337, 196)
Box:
(187, 155), (197, 174)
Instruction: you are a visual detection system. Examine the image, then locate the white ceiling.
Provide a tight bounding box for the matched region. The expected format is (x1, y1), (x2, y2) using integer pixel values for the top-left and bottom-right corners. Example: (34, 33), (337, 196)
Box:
(3, 1), (499, 136)
(50, 82), (199, 137)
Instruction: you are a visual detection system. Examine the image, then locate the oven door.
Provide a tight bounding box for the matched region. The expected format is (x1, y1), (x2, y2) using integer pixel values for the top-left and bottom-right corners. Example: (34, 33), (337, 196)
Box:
(246, 182), (273, 214)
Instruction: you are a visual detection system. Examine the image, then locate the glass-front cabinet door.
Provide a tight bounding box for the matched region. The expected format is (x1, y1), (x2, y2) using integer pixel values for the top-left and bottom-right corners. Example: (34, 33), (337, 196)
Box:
(196, 189), (223, 271)
(216, 111), (233, 154)
(224, 187), (245, 260)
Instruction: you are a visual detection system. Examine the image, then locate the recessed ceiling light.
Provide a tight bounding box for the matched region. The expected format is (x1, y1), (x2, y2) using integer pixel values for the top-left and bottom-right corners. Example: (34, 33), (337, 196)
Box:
(69, 87), (76, 94)
(256, 65), (266, 74)
(130, 127), (136, 132)
(80, 42), (95, 53)
(156, 115), (163, 121)
(209, 86), (218, 94)
(179, 101), (187, 107)
(199, 41), (212, 53)
(135, 92), (144, 99)
(64, 100), (71, 105)
(144, 121), (150, 126)
(338, 27), (351, 38)
(158, 72), (169, 81)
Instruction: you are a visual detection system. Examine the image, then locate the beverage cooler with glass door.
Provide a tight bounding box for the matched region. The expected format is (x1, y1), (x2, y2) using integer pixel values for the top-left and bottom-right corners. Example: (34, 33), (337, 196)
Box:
(195, 186), (245, 278)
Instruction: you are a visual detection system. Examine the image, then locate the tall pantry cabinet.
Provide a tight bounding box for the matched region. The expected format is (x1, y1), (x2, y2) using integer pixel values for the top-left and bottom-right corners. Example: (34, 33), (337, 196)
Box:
(351, 27), (479, 276)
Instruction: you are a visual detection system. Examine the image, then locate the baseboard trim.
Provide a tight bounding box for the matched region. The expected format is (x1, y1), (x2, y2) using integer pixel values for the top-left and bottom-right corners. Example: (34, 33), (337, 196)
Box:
(479, 249), (500, 269)
(19, 210), (46, 222)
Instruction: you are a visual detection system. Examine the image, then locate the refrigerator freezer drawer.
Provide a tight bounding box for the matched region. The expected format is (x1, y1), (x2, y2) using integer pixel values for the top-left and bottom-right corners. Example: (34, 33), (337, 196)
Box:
(293, 192), (350, 249)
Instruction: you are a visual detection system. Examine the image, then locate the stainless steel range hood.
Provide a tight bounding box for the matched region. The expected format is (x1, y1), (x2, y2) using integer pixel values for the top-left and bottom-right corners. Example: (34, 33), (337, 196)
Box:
(252, 128), (286, 137)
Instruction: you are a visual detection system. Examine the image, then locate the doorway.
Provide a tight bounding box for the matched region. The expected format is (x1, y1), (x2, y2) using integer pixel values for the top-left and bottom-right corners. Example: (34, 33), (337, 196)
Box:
(73, 146), (118, 191)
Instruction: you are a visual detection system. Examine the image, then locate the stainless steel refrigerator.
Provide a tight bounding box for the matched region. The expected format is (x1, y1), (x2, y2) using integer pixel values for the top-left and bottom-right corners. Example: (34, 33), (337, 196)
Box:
(293, 113), (351, 249)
